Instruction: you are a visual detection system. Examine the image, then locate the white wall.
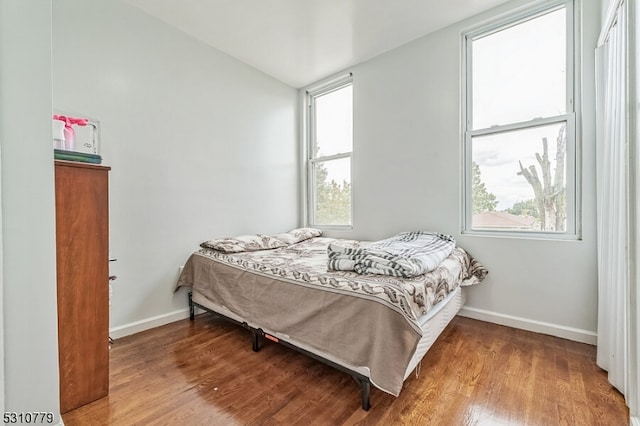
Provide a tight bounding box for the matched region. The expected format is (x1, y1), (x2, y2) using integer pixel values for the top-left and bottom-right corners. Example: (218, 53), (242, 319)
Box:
(602, 0), (614, 19)
(0, 0), (62, 422)
(633, 1), (640, 422)
(325, 0), (602, 342)
(51, 0), (602, 342)
(52, 0), (299, 331)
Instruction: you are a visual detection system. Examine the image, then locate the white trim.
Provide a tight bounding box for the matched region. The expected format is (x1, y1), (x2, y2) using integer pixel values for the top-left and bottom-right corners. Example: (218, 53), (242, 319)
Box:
(599, 0), (624, 47)
(458, 305), (597, 345)
(631, 416), (640, 426)
(298, 89), (309, 227)
(109, 308), (204, 340)
(309, 152), (351, 163)
(461, 0), (579, 239)
(305, 72), (352, 97)
(305, 75), (353, 228)
(463, 0), (570, 40)
(467, 114), (575, 138)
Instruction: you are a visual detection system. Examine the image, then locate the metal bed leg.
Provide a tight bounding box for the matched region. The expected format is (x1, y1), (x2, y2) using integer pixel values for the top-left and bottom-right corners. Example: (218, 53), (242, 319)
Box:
(252, 331), (260, 352)
(188, 292), (195, 320)
(184, 296), (372, 410)
(358, 378), (371, 411)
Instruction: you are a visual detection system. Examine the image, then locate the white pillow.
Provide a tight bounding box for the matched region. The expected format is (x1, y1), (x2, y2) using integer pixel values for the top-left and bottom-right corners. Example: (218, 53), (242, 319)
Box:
(272, 227), (322, 245)
(201, 234), (287, 253)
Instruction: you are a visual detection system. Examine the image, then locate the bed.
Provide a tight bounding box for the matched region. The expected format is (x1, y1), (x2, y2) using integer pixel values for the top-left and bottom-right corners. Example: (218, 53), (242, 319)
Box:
(176, 229), (487, 410)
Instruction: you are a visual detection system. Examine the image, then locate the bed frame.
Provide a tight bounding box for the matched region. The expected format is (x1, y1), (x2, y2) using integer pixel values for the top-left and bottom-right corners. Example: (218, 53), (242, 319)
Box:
(188, 291), (373, 410)
(179, 239), (487, 411)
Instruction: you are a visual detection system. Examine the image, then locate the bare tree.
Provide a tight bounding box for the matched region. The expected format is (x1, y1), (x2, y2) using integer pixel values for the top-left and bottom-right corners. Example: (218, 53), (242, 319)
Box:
(517, 124), (566, 231)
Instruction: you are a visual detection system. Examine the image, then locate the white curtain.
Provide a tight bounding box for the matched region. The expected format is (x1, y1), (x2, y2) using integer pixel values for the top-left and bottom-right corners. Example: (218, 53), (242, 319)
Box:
(596, 0), (629, 399)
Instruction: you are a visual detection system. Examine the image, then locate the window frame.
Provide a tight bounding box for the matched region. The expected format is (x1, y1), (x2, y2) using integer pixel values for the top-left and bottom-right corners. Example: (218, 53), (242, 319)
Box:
(305, 74), (354, 229)
(461, 0), (580, 239)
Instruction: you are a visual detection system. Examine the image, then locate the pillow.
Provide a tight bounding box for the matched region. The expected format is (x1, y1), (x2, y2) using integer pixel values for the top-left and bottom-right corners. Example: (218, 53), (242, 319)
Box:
(200, 234), (287, 253)
(272, 227), (322, 245)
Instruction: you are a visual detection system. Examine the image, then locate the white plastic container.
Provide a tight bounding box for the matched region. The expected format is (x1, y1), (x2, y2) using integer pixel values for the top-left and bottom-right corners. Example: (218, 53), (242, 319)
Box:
(53, 119), (66, 150)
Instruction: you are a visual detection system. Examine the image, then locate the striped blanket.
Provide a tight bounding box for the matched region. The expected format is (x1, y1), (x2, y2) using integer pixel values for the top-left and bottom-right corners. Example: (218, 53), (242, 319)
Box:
(327, 231), (456, 277)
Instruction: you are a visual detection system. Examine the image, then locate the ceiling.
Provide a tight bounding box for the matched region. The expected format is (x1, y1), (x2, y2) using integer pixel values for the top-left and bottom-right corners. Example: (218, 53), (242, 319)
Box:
(123, 0), (511, 88)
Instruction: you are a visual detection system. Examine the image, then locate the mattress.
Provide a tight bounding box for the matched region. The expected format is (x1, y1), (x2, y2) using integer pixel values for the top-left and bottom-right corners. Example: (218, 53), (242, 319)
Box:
(189, 285), (463, 392)
(404, 286), (464, 379)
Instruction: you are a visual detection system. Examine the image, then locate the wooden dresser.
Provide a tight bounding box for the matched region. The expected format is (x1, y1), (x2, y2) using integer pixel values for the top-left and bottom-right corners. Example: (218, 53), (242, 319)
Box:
(54, 160), (110, 414)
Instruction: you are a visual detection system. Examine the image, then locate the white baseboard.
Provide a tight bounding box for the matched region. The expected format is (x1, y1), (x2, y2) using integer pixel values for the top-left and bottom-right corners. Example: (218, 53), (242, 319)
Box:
(111, 304), (597, 345)
(631, 415), (639, 426)
(458, 306), (597, 345)
(109, 307), (204, 340)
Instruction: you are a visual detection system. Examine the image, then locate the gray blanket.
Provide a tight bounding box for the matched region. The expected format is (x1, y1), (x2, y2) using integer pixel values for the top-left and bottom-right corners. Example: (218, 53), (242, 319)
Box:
(327, 231), (455, 277)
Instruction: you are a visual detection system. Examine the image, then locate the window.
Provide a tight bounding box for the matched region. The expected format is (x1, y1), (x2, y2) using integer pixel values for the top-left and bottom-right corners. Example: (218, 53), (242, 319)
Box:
(306, 76), (353, 228)
(462, 0), (577, 237)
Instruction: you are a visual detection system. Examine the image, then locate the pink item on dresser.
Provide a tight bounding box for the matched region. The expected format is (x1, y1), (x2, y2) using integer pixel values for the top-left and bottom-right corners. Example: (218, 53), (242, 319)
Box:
(53, 115), (89, 151)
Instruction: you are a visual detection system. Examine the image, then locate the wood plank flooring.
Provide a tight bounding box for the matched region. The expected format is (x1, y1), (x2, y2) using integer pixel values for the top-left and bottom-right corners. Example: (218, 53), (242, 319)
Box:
(62, 314), (629, 425)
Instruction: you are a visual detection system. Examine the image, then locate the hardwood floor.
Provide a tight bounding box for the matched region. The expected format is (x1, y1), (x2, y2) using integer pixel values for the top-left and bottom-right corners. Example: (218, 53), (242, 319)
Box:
(62, 314), (629, 425)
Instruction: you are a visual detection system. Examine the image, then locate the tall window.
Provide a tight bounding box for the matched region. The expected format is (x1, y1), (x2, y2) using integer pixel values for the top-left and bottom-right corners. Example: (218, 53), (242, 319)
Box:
(307, 77), (353, 228)
(463, 0), (577, 237)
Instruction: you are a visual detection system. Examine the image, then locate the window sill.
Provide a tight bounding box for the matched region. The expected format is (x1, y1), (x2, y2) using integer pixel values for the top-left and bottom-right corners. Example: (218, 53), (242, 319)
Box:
(461, 229), (582, 242)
